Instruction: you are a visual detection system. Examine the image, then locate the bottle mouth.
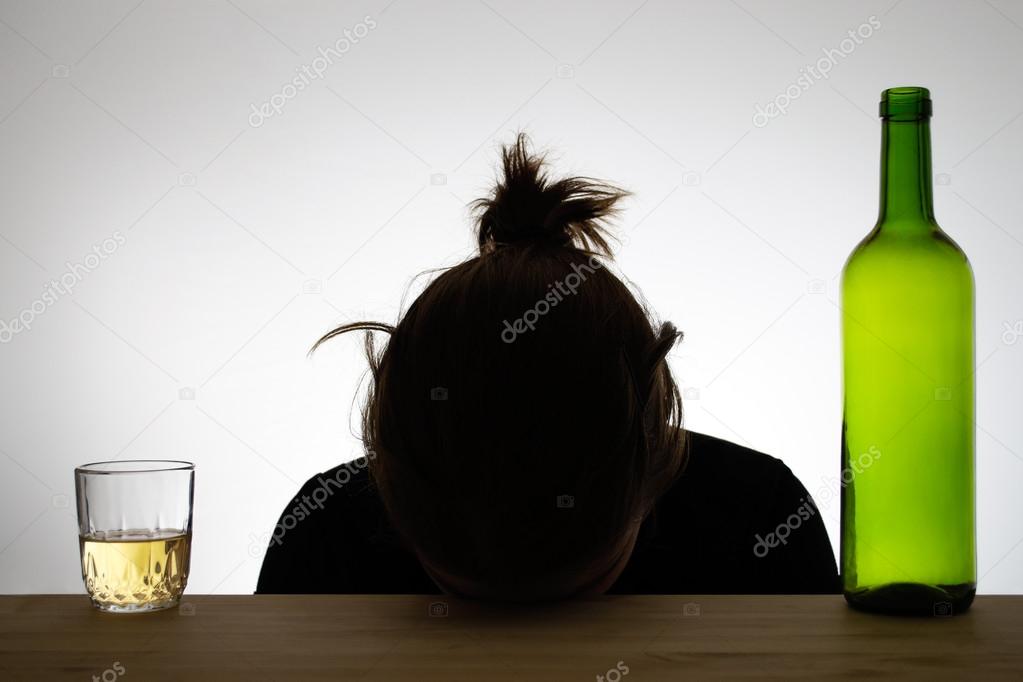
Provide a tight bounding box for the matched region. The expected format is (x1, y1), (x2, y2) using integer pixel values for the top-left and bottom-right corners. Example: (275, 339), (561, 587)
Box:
(880, 87), (931, 121)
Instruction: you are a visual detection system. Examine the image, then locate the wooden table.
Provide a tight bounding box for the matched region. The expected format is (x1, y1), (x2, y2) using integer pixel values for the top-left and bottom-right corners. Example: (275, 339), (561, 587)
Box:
(1, 595), (1021, 680)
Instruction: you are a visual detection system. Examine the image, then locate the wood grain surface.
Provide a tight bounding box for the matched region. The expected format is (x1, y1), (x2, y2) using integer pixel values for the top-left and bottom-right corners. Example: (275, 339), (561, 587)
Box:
(2, 594), (1021, 680)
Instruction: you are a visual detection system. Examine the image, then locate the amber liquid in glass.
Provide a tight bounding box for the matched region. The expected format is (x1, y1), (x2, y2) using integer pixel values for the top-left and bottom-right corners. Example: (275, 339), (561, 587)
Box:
(80, 529), (191, 612)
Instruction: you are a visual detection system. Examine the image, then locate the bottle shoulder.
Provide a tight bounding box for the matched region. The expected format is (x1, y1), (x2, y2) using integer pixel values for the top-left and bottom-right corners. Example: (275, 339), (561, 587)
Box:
(841, 223), (974, 301)
(843, 222), (971, 275)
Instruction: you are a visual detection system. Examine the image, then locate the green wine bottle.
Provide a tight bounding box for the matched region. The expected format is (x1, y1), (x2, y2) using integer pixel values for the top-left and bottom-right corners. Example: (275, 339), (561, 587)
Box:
(840, 87), (976, 615)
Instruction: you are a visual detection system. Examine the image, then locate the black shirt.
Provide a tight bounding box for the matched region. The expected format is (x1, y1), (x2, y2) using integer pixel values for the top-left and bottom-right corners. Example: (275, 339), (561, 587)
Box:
(256, 431), (839, 594)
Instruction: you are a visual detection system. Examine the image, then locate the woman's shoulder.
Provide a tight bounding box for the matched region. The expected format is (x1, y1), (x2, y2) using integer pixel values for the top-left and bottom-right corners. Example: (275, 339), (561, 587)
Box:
(255, 455), (401, 593)
(681, 430), (795, 490)
(661, 429), (818, 533)
(287, 456), (377, 515)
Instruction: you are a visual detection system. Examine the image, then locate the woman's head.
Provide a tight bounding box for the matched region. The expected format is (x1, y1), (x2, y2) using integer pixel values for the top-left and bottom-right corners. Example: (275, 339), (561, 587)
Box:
(318, 134), (686, 601)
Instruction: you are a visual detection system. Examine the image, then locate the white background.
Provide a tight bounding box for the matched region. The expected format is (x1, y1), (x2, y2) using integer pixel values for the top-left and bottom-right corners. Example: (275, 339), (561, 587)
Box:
(1, 0), (1021, 595)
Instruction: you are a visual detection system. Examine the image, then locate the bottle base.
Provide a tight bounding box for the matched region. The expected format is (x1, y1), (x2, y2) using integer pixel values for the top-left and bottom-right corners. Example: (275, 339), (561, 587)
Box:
(844, 582), (975, 616)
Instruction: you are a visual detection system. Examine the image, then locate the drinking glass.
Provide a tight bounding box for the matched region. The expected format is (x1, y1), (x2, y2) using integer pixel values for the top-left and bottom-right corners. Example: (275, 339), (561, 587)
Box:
(75, 460), (194, 613)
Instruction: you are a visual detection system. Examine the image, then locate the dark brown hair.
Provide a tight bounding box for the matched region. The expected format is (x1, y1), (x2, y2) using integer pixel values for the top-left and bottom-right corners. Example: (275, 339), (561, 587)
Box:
(316, 134), (686, 599)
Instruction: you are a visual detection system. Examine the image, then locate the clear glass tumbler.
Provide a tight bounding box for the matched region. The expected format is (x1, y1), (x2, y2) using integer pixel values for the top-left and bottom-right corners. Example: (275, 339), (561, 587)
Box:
(75, 460), (194, 613)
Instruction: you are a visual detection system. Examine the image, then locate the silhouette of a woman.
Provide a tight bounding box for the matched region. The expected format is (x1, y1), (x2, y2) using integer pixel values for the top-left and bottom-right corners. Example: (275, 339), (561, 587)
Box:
(257, 135), (838, 600)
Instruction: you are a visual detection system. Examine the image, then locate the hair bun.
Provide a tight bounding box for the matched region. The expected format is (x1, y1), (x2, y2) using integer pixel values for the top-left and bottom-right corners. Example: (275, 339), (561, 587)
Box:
(472, 134), (628, 256)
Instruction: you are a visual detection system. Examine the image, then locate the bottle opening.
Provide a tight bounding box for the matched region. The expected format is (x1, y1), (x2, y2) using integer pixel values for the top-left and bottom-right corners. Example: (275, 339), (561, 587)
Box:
(879, 86), (932, 121)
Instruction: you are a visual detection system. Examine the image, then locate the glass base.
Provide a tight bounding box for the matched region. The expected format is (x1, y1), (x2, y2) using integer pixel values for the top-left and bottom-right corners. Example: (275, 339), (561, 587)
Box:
(89, 595), (181, 614)
(844, 582), (975, 616)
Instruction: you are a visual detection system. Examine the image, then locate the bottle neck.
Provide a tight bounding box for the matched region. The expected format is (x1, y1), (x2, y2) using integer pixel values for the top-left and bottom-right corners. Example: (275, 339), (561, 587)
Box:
(877, 118), (935, 229)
